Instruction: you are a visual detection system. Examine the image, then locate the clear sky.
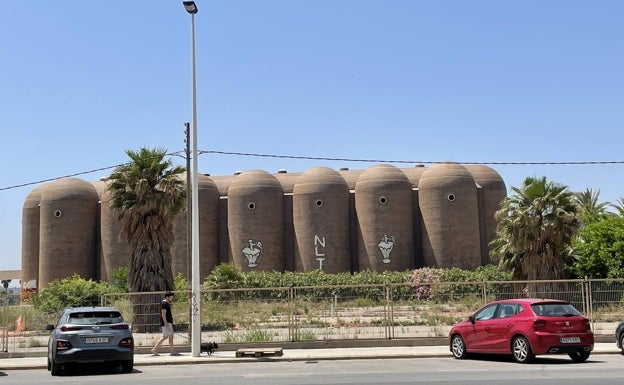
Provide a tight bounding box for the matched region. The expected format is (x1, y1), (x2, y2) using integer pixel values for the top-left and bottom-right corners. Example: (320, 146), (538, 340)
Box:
(1, 1), (623, 274)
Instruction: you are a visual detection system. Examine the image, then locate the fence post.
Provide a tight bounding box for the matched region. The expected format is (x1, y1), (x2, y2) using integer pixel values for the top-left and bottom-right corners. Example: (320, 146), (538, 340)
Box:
(288, 286), (296, 342)
(384, 283), (393, 339)
(481, 281), (487, 306)
(584, 277), (594, 330)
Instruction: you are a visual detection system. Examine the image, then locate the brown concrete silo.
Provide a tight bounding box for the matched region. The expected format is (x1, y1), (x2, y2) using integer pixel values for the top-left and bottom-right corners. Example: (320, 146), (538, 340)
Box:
(227, 170), (284, 271)
(21, 184), (49, 290)
(337, 168), (363, 191)
(465, 165), (507, 265)
(337, 168), (362, 270)
(274, 170), (301, 272)
(419, 163), (481, 269)
(355, 164), (414, 271)
(401, 165), (427, 268)
(39, 178), (98, 288)
(293, 167), (350, 273)
(96, 181), (132, 282)
(210, 175), (235, 266)
(170, 174), (220, 281)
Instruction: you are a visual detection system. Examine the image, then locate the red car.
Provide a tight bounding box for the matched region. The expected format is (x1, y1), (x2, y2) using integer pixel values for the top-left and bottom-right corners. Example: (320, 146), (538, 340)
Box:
(449, 299), (594, 363)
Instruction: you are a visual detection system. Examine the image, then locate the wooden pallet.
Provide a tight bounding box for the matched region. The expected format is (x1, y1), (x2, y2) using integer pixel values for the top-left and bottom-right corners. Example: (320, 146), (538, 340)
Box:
(235, 347), (284, 358)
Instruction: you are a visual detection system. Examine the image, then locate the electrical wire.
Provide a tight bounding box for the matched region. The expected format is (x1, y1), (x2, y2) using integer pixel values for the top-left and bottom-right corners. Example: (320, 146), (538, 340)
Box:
(2, 149), (623, 191)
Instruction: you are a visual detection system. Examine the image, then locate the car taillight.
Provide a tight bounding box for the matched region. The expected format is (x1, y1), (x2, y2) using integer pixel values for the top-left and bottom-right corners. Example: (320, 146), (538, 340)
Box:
(584, 318), (592, 331)
(60, 326), (82, 331)
(110, 324), (129, 330)
(119, 337), (134, 348)
(56, 340), (72, 350)
(533, 319), (547, 328)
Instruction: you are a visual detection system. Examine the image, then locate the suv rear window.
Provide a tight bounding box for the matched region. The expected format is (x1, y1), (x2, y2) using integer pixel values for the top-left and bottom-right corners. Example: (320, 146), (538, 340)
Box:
(530, 303), (581, 317)
(68, 311), (124, 325)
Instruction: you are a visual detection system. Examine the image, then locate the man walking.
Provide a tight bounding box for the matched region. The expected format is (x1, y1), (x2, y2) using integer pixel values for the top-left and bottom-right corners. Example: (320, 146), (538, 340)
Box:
(151, 292), (180, 356)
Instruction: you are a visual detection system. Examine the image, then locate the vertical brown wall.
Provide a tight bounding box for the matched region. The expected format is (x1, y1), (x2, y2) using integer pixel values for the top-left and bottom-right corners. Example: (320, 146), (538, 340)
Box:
(293, 167), (350, 273)
(98, 184), (132, 281)
(228, 170), (284, 272)
(38, 178), (98, 288)
(21, 185), (47, 289)
(355, 164), (414, 271)
(465, 165), (507, 265)
(419, 163), (481, 269)
(274, 170), (300, 272)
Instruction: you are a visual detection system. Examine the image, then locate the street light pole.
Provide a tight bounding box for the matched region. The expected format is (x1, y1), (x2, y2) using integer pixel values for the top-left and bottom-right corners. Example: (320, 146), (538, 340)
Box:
(182, 0), (201, 358)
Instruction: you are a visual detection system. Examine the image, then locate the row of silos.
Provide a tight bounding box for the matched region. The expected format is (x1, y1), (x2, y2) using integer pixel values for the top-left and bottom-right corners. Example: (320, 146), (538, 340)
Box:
(21, 163), (506, 289)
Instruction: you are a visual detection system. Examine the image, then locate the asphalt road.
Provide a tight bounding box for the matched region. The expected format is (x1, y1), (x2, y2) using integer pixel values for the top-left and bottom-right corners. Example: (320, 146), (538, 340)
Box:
(2, 354), (624, 385)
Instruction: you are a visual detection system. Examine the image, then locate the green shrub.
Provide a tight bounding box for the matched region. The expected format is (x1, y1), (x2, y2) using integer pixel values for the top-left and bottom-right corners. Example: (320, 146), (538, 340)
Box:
(31, 274), (120, 313)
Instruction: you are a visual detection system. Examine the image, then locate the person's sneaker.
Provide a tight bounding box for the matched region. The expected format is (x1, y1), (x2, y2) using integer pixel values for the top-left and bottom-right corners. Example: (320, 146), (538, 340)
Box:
(170, 352), (182, 356)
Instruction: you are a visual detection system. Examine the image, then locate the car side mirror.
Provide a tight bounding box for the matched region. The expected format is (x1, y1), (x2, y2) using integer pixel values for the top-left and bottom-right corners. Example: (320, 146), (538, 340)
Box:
(45, 324), (55, 331)
(468, 315), (476, 324)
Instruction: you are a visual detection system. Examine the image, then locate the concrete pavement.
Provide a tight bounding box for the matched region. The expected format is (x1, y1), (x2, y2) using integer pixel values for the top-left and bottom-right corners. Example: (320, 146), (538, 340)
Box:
(0, 343), (620, 371)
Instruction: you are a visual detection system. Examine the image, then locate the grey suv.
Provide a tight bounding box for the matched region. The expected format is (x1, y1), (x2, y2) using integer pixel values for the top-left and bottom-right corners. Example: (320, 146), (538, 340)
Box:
(46, 306), (134, 375)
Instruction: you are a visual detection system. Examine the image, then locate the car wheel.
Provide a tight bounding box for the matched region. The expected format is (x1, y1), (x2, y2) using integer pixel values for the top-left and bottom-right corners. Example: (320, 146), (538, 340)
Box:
(568, 351), (590, 363)
(451, 334), (468, 359)
(620, 333), (624, 355)
(121, 360), (134, 373)
(50, 357), (62, 376)
(512, 336), (534, 364)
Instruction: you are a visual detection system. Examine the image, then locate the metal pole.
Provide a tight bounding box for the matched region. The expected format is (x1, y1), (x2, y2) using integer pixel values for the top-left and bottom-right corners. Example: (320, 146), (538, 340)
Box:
(184, 122), (192, 341)
(184, 123), (191, 283)
(189, 10), (201, 358)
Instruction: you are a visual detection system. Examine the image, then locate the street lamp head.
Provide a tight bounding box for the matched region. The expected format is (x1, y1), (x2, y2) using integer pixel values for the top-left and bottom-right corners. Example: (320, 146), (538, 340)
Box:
(183, 1), (198, 14)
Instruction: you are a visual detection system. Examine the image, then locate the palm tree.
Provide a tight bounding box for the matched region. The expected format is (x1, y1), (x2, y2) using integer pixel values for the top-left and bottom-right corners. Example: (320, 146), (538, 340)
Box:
(574, 188), (611, 224)
(611, 198), (624, 216)
(491, 176), (581, 296)
(107, 147), (185, 330)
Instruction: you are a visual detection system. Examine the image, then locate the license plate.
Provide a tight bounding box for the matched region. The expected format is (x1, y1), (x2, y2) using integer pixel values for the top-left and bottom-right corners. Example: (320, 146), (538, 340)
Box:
(85, 337), (109, 344)
(560, 337), (581, 344)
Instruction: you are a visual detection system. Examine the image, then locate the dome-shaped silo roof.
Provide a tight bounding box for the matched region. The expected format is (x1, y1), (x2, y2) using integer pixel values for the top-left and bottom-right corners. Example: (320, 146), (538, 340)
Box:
(418, 162), (475, 189)
(356, 164), (410, 187)
(401, 165), (427, 188)
(464, 164), (506, 190)
(295, 167), (347, 193)
(273, 170), (302, 193)
(23, 184), (49, 210)
(337, 168), (363, 190)
(229, 169), (282, 190)
(204, 175), (232, 196)
(41, 178), (98, 203)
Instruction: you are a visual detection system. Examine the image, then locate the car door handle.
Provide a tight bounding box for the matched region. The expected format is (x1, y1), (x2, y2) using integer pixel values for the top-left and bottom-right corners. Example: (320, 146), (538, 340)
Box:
(485, 327), (490, 331)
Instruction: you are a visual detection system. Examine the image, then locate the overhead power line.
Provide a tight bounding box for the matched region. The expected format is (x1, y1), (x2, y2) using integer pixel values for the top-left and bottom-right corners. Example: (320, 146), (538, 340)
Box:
(2, 149), (623, 192)
(202, 150), (624, 166)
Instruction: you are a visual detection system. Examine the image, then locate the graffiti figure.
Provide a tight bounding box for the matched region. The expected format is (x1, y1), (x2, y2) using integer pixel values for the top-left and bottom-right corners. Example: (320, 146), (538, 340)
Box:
(377, 234), (395, 264)
(242, 239), (263, 268)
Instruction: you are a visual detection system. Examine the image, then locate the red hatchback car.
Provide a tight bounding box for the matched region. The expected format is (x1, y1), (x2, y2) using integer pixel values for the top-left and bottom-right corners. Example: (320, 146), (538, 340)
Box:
(449, 299), (594, 363)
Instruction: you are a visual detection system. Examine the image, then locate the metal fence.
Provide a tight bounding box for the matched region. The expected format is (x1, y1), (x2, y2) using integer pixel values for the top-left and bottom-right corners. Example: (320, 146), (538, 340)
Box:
(98, 278), (624, 347)
(1, 279), (623, 353)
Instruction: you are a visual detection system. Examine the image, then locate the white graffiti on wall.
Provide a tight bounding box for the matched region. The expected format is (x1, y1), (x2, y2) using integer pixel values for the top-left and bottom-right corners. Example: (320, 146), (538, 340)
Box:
(378, 234), (395, 264)
(242, 239), (263, 268)
(314, 234), (326, 269)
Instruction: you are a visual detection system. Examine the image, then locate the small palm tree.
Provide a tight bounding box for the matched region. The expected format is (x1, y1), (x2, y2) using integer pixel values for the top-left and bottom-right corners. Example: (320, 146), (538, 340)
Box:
(491, 176), (581, 296)
(611, 198), (624, 216)
(574, 188), (611, 224)
(107, 147), (185, 330)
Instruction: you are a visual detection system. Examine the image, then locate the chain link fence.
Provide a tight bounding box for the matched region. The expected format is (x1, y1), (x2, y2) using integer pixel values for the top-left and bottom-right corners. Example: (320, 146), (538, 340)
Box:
(1, 279), (624, 352)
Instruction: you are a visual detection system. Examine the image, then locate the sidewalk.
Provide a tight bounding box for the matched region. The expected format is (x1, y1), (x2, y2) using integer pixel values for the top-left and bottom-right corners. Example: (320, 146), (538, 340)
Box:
(0, 343), (620, 370)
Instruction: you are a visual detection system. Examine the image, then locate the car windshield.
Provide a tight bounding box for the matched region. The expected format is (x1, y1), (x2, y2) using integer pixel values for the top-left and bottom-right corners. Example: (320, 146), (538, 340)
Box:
(68, 311), (124, 325)
(530, 303), (581, 317)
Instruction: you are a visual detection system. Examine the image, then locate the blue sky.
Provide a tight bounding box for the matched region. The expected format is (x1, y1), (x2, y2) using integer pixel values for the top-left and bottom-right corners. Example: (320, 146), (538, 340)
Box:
(1, 1), (623, 274)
